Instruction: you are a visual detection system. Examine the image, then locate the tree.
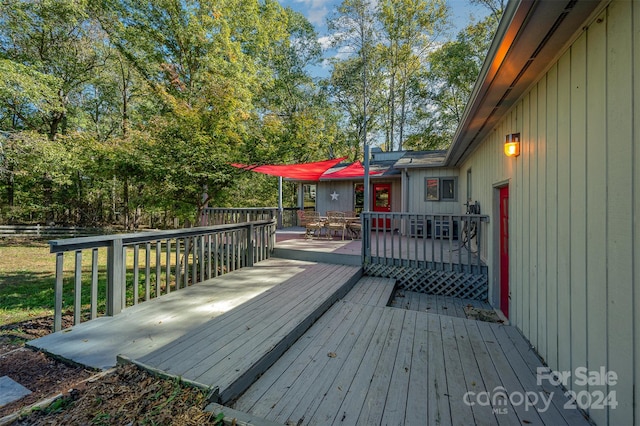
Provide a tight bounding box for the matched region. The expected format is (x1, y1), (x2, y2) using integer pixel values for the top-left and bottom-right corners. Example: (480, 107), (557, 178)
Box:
(327, 0), (381, 157)
(378, 0), (448, 151)
(0, 0), (106, 140)
(407, 12), (501, 150)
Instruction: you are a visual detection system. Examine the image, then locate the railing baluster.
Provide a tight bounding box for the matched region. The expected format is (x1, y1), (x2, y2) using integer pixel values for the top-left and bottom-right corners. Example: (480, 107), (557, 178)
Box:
(200, 235), (205, 282)
(155, 241), (161, 297)
(133, 244), (139, 305)
(176, 239), (181, 290)
(214, 233), (219, 277)
(166, 239), (172, 294)
(121, 245), (127, 308)
(145, 242), (151, 301)
(207, 234), (212, 280)
(91, 248), (98, 320)
(74, 250), (82, 325)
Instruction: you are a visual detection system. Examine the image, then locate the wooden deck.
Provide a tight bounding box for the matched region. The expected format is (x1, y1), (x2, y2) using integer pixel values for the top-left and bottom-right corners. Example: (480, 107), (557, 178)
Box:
(390, 290), (496, 319)
(233, 286), (590, 426)
(275, 227), (483, 266)
(124, 261), (362, 403)
(28, 258), (360, 371)
(28, 246), (591, 425)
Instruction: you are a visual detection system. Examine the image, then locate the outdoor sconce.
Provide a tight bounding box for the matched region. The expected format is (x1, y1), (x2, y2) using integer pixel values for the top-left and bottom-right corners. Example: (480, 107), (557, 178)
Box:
(504, 133), (520, 157)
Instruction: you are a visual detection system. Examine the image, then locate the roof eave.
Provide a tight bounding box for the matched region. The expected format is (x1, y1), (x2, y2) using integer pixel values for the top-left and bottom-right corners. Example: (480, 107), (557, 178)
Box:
(445, 0), (605, 167)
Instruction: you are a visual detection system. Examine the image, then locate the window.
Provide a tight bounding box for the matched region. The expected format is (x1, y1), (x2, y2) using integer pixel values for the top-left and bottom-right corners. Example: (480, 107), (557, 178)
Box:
(303, 184), (316, 208)
(426, 178), (439, 200)
(424, 177), (457, 201)
(441, 178), (455, 200)
(466, 168), (472, 201)
(354, 183), (364, 214)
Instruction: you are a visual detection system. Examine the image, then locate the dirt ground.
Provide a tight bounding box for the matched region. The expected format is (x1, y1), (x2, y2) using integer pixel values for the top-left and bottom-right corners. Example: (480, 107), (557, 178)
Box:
(0, 316), (223, 425)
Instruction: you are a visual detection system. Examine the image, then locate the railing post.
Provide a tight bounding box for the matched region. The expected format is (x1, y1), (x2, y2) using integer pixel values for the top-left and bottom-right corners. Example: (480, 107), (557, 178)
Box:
(107, 238), (124, 316)
(54, 253), (64, 332)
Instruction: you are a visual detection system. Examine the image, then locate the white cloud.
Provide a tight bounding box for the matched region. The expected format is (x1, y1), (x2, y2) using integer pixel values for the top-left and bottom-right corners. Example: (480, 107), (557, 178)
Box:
(290, 0), (333, 26)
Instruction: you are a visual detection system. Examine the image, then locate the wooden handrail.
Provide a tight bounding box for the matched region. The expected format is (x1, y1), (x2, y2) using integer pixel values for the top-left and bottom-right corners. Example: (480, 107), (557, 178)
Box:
(49, 220), (276, 332)
(361, 212), (490, 275)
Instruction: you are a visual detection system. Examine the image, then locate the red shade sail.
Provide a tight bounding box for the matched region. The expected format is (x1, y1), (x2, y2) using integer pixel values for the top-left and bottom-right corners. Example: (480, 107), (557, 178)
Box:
(232, 157), (346, 181)
(321, 161), (383, 179)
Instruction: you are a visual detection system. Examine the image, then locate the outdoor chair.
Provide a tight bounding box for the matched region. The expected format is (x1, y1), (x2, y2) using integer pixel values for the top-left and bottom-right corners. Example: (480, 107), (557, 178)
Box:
(303, 211), (324, 239)
(326, 211), (347, 240)
(344, 212), (362, 240)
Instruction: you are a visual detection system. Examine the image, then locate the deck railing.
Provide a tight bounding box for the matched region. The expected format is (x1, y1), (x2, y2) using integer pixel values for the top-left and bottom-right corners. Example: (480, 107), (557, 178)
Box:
(361, 212), (490, 275)
(48, 220), (276, 332)
(201, 207), (299, 228)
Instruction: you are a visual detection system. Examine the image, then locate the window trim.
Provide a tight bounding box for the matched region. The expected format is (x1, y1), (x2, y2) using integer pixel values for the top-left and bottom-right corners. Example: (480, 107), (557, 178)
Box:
(424, 177), (457, 202)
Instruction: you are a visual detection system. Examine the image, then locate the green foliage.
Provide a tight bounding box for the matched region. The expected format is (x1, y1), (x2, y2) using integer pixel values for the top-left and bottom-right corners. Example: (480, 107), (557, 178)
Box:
(408, 12), (501, 150)
(0, 0), (332, 226)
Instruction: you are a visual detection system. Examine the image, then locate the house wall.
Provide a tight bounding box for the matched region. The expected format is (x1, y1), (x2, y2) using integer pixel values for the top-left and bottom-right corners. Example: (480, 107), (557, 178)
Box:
(315, 179), (401, 215)
(458, 2), (639, 424)
(402, 168), (462, 214)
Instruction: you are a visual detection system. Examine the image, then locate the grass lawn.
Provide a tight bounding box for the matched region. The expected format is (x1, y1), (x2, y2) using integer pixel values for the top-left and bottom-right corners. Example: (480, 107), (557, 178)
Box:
(0, 239), (185, 327)
(0, 240), (62, 325)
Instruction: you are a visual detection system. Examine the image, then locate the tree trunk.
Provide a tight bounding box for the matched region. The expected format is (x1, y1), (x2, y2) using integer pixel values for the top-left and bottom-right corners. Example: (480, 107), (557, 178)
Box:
(123, 177), (130, 230)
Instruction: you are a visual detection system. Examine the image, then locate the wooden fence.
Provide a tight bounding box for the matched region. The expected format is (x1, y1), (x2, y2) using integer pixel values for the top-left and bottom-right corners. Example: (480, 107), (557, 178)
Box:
(48, 220), (276, 332)
(0, 225), (107, 239)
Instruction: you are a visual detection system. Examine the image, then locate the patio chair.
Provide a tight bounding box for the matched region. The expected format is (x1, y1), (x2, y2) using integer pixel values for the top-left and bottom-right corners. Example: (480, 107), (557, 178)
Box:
(303, 211), (324, 239)
(344, 213), (362, 240)
(326, 211), (347, 240)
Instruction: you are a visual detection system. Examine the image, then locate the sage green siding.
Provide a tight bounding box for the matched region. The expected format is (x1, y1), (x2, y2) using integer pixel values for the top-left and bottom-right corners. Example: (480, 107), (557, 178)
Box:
(459, 3), (639, 424)
(402, 168), (461, 214)
(315, 180), (401, 215)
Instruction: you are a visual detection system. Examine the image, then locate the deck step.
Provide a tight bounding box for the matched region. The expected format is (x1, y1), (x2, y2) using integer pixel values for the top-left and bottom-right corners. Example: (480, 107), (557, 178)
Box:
(122, 262), (362, 404)
(342, 276), (396, 307)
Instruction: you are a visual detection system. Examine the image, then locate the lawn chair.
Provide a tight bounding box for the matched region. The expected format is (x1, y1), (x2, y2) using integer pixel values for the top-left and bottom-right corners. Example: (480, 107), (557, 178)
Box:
(326, 211), (347, 240)
(303, 211), (324, 239)
(344, 212), (362, 239)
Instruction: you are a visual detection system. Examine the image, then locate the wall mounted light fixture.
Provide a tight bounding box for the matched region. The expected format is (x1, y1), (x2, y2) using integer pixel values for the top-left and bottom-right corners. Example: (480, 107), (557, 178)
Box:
(504, 133), (520, 157)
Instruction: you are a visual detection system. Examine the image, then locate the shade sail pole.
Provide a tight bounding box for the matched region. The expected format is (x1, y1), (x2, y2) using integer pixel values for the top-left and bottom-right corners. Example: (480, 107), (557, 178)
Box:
(363, 145), (370, 213)
(278, 176), (283, 228)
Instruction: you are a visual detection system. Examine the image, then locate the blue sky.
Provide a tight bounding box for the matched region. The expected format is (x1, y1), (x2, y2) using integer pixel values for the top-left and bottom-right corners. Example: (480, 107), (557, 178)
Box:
(278, 0), (490, 77)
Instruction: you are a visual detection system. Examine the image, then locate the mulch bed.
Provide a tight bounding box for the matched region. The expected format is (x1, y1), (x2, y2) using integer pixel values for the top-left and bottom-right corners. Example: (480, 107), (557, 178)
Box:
(0, 316), (224, 425)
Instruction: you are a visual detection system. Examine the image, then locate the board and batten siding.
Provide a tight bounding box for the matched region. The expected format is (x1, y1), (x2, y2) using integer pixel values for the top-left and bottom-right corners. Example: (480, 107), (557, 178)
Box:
(402, 168), (462, 214)
(316, 180), (402, 215)
(458, 2), (638, 424)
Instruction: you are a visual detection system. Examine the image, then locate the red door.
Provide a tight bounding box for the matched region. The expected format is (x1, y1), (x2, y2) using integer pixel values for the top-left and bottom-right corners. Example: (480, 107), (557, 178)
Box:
(373, 183), (392, 229)
(499, 186), (510, 318)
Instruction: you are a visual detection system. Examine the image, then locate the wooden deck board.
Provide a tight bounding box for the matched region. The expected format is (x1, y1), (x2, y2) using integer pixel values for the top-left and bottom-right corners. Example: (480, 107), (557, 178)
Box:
(501, 326), (591, 425)
(426, 313), (453, 425)
(463, 319), (523, 426)
(28, 258), (314, 369)
(236, 301), (370, 418)
(379, 309), (415, 425)
(404, 311), (429, 425)
(132, 262), (362, 403)
(451, 316), (498, 426)
(309, 308), (395, 425)
(476, 321), (546, 425)
(390, 291), (495, 320)
(233, 303), (591, 426)
(357, 308), (406, 425)
(440, 315), (475, 425)
(343, 276), (396, 307)
(271, 305), (389, 424)
(137, 262), (341, 370)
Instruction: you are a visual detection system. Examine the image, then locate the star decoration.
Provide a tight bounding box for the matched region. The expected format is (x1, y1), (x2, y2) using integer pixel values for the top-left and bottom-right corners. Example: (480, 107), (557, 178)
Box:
(330, 191), (339, 201)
